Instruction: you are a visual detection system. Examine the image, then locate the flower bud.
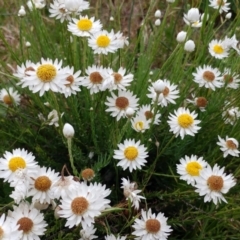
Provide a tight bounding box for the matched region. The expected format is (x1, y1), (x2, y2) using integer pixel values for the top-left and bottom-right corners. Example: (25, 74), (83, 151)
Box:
(18, 6), (26, 17)
(154, 10), (161, 18)
(154, 19), (161, 26)
(184, 40), (195, 52)
(63, 123), (75, 139)
(225, 12), (232, 20)
(176, 31), (187, 43)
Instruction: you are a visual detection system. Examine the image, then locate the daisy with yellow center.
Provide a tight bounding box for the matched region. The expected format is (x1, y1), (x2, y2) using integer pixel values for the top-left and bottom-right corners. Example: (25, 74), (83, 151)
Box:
(8, 201), (47, 239)
(209, 39), (230, 59)
(177, 155), (208, 186)
(59, 181), (111, 229)
(27, 166), (59, 204)
(0, 148), (38, 184)
(68, 15), (102, 37)
(217, 135), (240, 158)
(0, 87), (21, 106)
(113, 139), (148, 172)
(88, 30), (122, 55)
(131, 115), (150, 132)
(132, 208), (172, 239)
(192, 65), (223, 90)
(195, 164), (236, 204)
(105, 90), (139, 121)
(18, 58), (68, 96)
(167, 107), (201, 139)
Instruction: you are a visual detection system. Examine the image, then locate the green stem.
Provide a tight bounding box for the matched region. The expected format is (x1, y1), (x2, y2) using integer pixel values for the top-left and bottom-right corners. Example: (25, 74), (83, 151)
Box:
(67, 138), (78, 176)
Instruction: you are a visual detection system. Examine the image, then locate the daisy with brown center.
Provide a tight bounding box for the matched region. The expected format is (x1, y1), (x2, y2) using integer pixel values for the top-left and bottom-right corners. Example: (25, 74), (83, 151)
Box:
(222, 103), (240, 125)
(147, 79), (179, 107)
(60, 66), (83, 97)
(88, 30), (122, 55)
(177, 155), (209, 186)
(209, 0), (230, 13)
(8, 201), (47, 239)
(0, 87), (21, 106)
(222, 68), (240, 89)
(18, 58), (68, 96)
(136, 104), (161, 125)
(193, 65), (223, 90)
(113, 139), (148, 172)
(167, 107), (201, 139)
(49, 0), (71, 23)
(208, 39), (230, 59)
(59, 181), (111, 229)
(132, 208), (172, 240)
(79, 224), (98, 240)
(68, 15), (102, 37)
(0, 148), (38, 184)
(217, 136), (240, 158)
(27, 166), (60, 204)
(81, 168), (95, 181)
(105, 90), (139, 121)
(81, 65), (108, 94)
(195, 164), (236, 204)
(186, 94), (208, 112)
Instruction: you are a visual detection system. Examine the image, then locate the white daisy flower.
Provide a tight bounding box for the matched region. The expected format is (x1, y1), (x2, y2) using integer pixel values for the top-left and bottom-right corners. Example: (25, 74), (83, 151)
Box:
(209, 0), (230, 13)
(131, 115), (151, 132)
(49, 0), (71, 23)
(64, 0), (89, 13)
(88, 30), (122, 55)
(114, 31), (129, 48)
(147, 79), (179, 107)
(183, 8), (202, 28)
(217, 136), (240, 158)
(60, 66), (83, 97)
(121, 178), (145, 210)
(79, 224), (97, 240)
(177, 155), (209, 186)
(102, 67), (134, 91)
(186, 95), (208, 112)
(47, 109), (60, 127)
(136, 104), (161, 125)
(195, 164), (236, 204)
(0, 148), (38, 184)
(18, 58), (68, 96)
(168, 107), (201, 139)
(8, 201), (47, 239)
(132, 208), (172, 240)
(113, 139), (148, 172)
(0, 87), (21, 106)
(105, 90), (139, 121)
(209, 39), (230, 59)
(222, 68), (240, 89)
(81, 65), (109, 94)
(59, 182), (111, 229)
(192, 65), (223, 90)
(68, 16), (102, 37)
(105, 234), (126, 240)
(0, 213), (22, 240)
(27, 166), (60, 204)
(222, 103), (240, 125)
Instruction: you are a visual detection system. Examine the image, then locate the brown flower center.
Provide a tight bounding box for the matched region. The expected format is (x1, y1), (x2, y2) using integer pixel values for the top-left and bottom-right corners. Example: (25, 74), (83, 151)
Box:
(89, 72), (103, 84)
(207, 175), (223, 191)
(81, 168), (95, 181)
(224, 74), (233, 83)
(144, 110), (154, 120)
(65, 75), (74, 87)
(71, 197), (89, 215)
(196, 97), (208, 108)
(203, 71), (215, 82)
(115, 97), (129, 110)
(162, 87), (169, 96)
(217, 0), (225, 6)
(17, 217), (34, 233)
(34, 176), (52, 191)
(112, 72), (123, 83)
(226, 140), (237, 149)
(0, 227), (4, 238)
(3, 95), (13, 105)
(145, 219), (161, 233)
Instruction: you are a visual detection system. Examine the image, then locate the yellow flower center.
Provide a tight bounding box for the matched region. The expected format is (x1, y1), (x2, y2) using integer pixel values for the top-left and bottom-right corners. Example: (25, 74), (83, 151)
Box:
(135, 121), (144, 131)
(3, 95), (13, 105)
(145, 219), (161, 233)
(34, 176), (52, 191)
(65, 75), (74, 87)
(17, 217), (34, 233)
(186, 161), (202, 176)
(71, 197), (89, 215)
(124, 146), (138, 161)
(81, 168), (95, 181)
(89, 71), (103, 84)
(77, 19), (93, 31)
(207, 175), (223, 191)
(36, 64), (57, 82)
(203, 71), (215, 82)
(8, 157), (26, 172)
(177, 114), (194, 128)
(96, 35), (110, 48)
(0, 227), (4, 238)
(115, 97), (129, 110)
(226, 140), (237, 149)
(213, 44), (224, 54)
(112, 72), (123, 83)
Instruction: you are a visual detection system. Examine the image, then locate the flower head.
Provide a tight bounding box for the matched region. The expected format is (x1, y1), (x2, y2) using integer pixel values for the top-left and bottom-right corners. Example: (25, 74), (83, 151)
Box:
(222, 68), (240, 89)
(63, 123), (75, 139)
(209, 39), (230, 59)
(49, 0), (71, 23)
(217, 136), (240, 158)
(222, 103), (240, 125)
(136, 104), (161, 125)
(0, 87), (21, 106)
(209, 0), (230, 13)
(79, 224), (97, 240)
(183, 8), (202, 27)
(105, 234), (126, 240)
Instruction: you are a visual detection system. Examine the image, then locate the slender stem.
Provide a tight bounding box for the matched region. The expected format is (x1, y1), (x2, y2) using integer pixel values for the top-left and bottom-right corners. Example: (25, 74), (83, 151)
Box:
(67, 138), (78, 176)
